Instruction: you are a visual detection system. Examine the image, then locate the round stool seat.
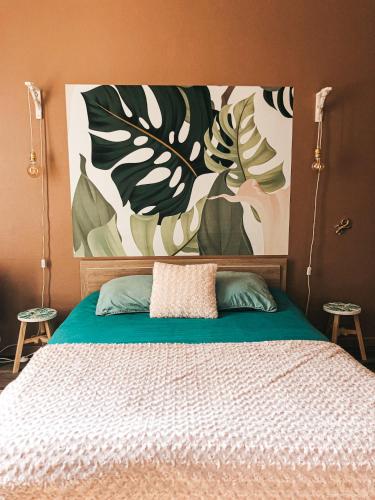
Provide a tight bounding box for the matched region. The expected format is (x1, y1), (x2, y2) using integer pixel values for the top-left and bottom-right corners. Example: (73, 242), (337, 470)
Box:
(17, 307), (57, 323)
(323, 302), (361, 316)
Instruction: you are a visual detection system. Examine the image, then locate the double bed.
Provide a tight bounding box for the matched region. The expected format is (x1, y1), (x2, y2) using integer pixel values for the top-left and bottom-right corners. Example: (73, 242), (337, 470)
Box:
(0, 257), (374, 498)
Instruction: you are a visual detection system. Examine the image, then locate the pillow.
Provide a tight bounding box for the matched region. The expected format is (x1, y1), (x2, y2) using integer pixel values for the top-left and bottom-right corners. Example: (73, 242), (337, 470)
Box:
(96, 270), (277, 316)
(150, 262), (218, 319)
(96, 274), (152, 315)
(216, 271), (277, 312)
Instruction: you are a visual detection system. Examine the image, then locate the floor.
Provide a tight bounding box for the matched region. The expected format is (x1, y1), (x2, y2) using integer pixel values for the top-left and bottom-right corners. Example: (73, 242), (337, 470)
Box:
(0, 363), (20, 391)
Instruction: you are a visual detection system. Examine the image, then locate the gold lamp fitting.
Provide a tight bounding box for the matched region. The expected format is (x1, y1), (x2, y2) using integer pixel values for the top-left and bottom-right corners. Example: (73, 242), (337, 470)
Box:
(311, 147), (325, 172)
(27, 150), (41, 178)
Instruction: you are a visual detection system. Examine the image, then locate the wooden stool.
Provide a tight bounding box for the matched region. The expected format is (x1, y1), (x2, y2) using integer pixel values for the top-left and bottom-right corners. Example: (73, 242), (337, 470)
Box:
(323, 302), (367, 361)
(13, 308), (57, 374)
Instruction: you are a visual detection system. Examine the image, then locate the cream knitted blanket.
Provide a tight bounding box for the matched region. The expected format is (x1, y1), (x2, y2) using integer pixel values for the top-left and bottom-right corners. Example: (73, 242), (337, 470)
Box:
(0, 341), (374, 499)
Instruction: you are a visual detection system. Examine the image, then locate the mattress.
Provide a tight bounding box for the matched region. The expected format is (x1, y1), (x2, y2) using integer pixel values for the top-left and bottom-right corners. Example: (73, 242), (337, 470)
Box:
(0, 292), (374, 499)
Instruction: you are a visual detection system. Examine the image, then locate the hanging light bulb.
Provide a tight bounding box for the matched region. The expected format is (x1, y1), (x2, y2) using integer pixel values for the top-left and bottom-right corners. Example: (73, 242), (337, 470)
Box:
(311, 147), (325, 172)
(27, 150), (41, 178)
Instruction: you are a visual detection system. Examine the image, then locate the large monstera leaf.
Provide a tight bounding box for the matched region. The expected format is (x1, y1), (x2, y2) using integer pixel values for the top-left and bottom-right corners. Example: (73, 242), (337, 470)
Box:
(129, 197), (207, 256)
(72, 155), (125, 257)
(204, 94), (286, 192)
(82, 85), (214, 222)
(197, 172), (253, 255)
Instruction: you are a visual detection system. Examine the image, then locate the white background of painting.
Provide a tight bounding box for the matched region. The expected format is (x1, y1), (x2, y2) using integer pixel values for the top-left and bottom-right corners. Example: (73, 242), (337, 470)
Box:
(66, 85), (293, 256)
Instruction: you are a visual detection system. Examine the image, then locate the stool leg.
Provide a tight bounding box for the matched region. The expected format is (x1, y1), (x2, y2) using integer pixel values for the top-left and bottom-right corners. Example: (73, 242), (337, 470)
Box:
(326, 315), (333, 337)
(353, 315), (367, 362)
(44, 321), (52, 339)
(332, 314), (340, 344)
(13, 322), (27, 374)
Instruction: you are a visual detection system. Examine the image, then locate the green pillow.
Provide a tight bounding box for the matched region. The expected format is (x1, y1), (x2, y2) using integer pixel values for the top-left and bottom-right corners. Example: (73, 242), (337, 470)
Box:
(96, 271), (276, 315)
(216, 271), (277, 312)
(96, 275), (152, 315)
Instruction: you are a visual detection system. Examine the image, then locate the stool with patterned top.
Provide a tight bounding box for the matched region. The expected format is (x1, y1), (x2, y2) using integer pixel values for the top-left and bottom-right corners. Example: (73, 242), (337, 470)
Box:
(323, 302), (367, 361)
(13, 308), (57, 374)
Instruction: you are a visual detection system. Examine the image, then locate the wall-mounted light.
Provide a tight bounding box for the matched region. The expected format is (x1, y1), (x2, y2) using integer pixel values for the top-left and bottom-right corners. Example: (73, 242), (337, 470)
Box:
(314, 87), (332, 123)
(25, 81), (43, 178)
(25, 81), (43, 119)
(311, 87), (332, 172)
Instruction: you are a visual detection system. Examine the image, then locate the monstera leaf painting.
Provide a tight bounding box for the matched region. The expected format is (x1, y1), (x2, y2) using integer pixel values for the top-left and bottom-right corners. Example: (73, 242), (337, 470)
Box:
(204, 94), (286, 191)
(82, 86), (213, 222)
(72, 155), (125, 257)
(66, 85), (293, 256)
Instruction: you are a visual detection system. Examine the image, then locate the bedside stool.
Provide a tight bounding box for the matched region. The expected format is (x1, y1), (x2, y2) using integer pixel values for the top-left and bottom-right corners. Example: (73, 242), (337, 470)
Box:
(323, 302), (367, 361)
(13, 308), (57, 374)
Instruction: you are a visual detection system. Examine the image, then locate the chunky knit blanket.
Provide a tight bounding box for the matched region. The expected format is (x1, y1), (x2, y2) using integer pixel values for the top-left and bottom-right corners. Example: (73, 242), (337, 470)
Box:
(0, 341), (374, 499)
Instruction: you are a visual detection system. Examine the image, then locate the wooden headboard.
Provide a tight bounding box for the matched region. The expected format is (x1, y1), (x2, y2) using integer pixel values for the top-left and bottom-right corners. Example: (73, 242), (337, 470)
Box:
(80, 256), (287, 298)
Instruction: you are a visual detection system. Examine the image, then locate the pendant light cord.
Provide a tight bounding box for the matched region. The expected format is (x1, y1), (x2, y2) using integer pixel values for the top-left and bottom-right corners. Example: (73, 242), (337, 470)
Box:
(305, 120), (324, 316)
(39, 118), (47, 307)
(27, 92), (34, 148)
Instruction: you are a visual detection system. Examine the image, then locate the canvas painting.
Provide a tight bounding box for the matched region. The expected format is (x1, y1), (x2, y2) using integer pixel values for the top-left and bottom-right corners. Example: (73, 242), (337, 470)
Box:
(66, 85), (293, 257)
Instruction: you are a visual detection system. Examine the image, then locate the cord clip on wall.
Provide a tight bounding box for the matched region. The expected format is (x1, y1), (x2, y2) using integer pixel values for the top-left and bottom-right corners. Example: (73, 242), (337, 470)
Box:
(305, 87), (333, 316)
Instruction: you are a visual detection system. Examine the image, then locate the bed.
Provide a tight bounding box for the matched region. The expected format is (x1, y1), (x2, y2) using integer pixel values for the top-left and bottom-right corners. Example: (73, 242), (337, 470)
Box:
(0, 257), (374, 499)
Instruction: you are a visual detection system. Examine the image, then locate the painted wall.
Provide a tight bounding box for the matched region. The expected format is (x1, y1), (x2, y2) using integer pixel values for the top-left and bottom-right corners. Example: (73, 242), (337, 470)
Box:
(0, 0), (374, 348)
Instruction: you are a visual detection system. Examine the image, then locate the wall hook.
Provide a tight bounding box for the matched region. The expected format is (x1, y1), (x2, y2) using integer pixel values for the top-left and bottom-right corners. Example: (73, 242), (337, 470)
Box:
(335, 218), (352, 235)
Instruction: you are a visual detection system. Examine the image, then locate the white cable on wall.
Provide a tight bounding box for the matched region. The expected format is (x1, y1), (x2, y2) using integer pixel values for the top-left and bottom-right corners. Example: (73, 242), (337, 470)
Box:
(305, 170), (321, 315)
(39, 118), (47, 307)
(27, 91), (34, 148)
(305, 119), (324, 316)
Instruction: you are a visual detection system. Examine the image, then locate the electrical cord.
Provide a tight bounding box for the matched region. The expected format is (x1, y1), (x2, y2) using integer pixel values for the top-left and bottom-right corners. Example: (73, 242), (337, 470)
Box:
(0, 342), (35, 366)
(305, 119), (324, 316)
(27, 91), (34, 148)
(0, 354), (33, 366)
(305, 171), (321, 316)
(39, 118), (47, 307)
(0, 343), (16, 355)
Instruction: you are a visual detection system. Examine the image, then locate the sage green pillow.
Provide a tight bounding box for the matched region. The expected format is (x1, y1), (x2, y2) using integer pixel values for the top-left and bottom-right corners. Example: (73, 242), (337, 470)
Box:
(96, 271), (276, 315)
(216, 271), (277, 312)
(96, 275), (152, 315)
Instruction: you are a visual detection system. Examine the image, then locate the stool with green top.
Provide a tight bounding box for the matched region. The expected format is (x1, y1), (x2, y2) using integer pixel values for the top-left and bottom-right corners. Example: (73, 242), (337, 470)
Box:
(323, 302), (367, 361)
(13, 307), (57, 374)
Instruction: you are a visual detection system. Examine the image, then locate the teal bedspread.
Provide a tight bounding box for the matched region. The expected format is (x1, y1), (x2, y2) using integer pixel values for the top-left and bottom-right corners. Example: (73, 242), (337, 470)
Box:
(50, 289), (327, 345)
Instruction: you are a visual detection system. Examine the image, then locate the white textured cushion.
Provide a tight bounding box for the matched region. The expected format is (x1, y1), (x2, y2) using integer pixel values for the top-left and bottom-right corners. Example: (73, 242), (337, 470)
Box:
(150, 262), (218, 318)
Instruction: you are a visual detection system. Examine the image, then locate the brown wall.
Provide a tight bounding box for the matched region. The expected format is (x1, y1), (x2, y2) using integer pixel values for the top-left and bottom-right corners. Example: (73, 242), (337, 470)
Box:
(1, 0), (374, 348)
